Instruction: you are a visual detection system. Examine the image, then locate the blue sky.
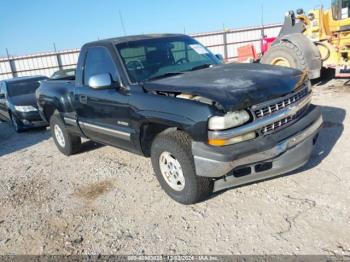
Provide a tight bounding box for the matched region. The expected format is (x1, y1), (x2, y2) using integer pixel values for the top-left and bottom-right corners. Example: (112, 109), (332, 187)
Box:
(0, 0), (329, 57)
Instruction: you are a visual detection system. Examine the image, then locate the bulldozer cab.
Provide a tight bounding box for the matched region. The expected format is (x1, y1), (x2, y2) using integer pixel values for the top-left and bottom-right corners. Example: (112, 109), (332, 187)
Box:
(332, 0), (350, 20)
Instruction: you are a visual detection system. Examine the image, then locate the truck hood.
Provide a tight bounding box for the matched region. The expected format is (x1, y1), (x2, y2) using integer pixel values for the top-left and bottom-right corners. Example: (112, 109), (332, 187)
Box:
(143, 63), (305, 112)
(9, 93), (37, 107)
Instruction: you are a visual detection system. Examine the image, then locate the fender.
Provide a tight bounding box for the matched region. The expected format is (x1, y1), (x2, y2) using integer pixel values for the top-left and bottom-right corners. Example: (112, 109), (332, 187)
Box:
(274, 33), (322, 79)
(135, 110), (209, 156)
(136, 110), (207, 141)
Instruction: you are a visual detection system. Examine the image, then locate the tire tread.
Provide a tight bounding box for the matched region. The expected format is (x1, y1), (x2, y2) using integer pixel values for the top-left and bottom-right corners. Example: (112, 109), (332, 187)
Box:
(50, 112), (81, 156)
(151, 130), (212, 204)
(261, 41), (308, 72)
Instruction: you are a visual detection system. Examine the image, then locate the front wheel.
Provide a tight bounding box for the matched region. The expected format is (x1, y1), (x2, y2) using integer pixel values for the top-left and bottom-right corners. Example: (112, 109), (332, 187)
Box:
(50, 113), (81, 156)
(151, 130), (213, 205)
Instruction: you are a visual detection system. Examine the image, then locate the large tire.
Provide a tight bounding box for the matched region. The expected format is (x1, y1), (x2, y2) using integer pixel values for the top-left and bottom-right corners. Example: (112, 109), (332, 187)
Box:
(50, 113), (81, 156)
(261, 41), (307, 72)
(151, 130), (213, 205)
(10, 112), (24, 133)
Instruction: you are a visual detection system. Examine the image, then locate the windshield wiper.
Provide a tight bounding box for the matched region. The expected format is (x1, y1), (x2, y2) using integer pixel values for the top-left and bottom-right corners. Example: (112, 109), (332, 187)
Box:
(146, 72), (183, 81)
(145, 64), (213, 82)
(189, 63), (213, 71)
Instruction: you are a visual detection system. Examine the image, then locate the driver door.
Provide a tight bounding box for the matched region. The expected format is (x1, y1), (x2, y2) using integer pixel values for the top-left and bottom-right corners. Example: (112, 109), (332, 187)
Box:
(75, 47), (134, 150)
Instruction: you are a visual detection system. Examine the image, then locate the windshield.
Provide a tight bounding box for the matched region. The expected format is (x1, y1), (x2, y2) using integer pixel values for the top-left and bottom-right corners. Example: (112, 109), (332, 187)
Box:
(7, 79), (44, 97)
(116, 36), (221, 83)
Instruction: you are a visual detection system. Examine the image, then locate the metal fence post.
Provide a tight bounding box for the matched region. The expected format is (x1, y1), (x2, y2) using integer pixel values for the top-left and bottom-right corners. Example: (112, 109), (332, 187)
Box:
(56, 52), (63, 71)
(223, 31), (229, 62)
(53, 44), (63, 71)
(6, 49), (17, 78)
(260, 26), (265, 54)
(9, 59), (17, 78)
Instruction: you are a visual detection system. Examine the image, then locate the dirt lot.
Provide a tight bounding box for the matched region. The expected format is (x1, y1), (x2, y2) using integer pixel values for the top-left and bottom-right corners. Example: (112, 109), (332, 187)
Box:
(0, 80), (349, 255)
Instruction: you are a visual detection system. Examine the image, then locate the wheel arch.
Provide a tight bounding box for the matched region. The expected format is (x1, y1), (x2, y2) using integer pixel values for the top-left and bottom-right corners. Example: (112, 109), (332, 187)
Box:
(41, 99), (65, 122)
(136, 110), (201, 157)
(42, 104), (57, 122)
(139, 122), (184, 157)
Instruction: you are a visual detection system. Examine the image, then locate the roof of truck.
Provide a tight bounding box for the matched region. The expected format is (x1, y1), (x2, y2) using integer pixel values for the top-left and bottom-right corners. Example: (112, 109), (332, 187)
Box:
(85, 33), (186, 46)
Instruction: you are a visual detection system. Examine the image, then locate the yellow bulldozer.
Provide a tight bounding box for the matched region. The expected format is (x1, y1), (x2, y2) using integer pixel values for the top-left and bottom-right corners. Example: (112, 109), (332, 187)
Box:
(261, 0), (350, 79)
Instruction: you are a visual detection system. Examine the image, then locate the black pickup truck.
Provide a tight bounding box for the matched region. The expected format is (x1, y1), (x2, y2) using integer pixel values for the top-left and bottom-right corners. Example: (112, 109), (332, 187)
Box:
(36, 34), (323, 204)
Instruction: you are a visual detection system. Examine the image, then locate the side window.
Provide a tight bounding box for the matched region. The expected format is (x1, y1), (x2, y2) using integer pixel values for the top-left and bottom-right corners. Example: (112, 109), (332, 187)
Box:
(332, 0), (340, 20)
(332, 0), (350, 20)
(342, 0), (350, 19)
(83, 47), (119, 86)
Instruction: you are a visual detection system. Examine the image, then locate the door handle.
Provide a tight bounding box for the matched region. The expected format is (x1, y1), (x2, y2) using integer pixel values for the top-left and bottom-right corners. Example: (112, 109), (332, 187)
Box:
(79, 95), (88, 104)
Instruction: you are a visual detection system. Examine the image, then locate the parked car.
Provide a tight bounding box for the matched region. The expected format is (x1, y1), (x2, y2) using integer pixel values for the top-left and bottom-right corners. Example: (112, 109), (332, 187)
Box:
(50, 69), (76, 80)
(0, 76), (48, 132)
(36, 34), (323, 204)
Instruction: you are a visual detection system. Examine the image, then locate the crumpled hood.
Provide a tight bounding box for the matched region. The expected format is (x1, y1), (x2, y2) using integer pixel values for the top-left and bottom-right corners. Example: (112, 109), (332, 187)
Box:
(143, 63), (305, 112)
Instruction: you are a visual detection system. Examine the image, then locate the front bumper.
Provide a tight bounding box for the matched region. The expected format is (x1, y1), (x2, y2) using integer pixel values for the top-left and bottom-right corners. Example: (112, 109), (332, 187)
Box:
(192, 105), (323, 192)
(14, 110), (47, 128)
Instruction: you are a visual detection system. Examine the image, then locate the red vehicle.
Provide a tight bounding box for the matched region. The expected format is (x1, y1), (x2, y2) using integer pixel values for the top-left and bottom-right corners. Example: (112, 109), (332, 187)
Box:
(261, 37), (276, 54)
(237, 36), (276, 62)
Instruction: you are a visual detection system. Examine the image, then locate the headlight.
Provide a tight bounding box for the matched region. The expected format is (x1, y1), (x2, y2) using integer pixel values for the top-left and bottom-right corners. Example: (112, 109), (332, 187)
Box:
(208, 110), (250, 130)
(14, 105), (38, 112)
(208, 132), (256, 146)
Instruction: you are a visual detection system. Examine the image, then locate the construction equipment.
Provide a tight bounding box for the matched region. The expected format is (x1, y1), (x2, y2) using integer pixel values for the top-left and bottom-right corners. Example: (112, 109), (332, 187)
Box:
(261, 0), (350, 79)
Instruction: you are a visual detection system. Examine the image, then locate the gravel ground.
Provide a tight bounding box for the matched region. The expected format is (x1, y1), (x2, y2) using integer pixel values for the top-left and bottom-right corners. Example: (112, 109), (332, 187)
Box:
(0, 80), (349, 255)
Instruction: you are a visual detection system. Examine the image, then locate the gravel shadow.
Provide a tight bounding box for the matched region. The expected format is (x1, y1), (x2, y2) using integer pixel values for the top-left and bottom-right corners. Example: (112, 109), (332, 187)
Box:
(289, 105), (345, 172)
(311, 68), (335, 87)
(78, 140), (105, 154)
(0, 121), (50, 157)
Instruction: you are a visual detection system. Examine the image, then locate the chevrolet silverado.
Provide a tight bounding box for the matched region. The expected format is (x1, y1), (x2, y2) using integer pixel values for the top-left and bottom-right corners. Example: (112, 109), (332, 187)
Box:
(36, 34), (323, 204)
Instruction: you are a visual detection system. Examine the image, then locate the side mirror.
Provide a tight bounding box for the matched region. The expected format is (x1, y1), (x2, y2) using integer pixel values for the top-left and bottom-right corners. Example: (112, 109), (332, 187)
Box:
(215, 54), (225, 63)
(88, 73), (112, 89)
(0, 93), (5, 99)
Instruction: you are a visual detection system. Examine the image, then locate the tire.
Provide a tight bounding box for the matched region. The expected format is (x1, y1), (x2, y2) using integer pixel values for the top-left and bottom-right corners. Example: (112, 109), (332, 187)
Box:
(261, 41), (308, 72)
(151, 130), (213, 205)
(50, 113), (81, 156)
(10, 112), (23, 133)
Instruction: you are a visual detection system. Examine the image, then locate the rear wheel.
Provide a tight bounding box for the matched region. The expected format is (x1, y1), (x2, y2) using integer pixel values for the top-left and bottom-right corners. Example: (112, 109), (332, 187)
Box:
(151, 130), (213, 205)
(50, 113), (81, 156)
(261, 41), (307, 72)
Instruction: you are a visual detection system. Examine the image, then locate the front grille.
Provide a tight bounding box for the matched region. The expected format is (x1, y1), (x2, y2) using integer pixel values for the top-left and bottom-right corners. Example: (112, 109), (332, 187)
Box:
(261, 105), (308, 135)
(254, 87), (309, 119)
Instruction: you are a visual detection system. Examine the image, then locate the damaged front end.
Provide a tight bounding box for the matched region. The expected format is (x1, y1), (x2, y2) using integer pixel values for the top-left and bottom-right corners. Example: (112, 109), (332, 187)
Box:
(191, 89), (322, 192)
(207, 82), (312, 147)
(148, 89), (222, 109)
(146, 72), (312, 148)
(140, 60), (321, 191)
